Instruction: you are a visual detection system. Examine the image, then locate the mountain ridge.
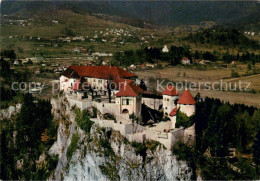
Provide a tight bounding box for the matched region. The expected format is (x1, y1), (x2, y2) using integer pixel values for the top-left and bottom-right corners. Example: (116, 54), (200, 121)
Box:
(1, 1), (259, 29)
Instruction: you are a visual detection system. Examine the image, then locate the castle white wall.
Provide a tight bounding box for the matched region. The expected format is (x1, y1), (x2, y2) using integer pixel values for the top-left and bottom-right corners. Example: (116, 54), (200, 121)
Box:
(116, 95), (142, 116)
(127, 132), (146, 143)
(170, 116), (177, 129)
(91, 115), (187, 150)
(149, 121), (172, 132)
(178, 104), (195, 117)
(60, 75), (77, 92)
(85, 77), (108, 91)
(145, 130), (172, 149)
(163, 95), (178, 115)
(91, 118), (145, 137)
(67, 97), (93, 111)
(95, 102), (119, 115)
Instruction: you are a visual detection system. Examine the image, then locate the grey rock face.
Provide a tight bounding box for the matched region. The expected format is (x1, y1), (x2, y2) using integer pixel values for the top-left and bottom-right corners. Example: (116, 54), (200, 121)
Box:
(49, 96), (192, 181)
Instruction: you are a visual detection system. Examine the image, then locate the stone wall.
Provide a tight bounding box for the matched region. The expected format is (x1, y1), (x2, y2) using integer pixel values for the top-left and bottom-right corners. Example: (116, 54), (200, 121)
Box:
(91, 118), (145, 137)
(67, 97), (93, 110)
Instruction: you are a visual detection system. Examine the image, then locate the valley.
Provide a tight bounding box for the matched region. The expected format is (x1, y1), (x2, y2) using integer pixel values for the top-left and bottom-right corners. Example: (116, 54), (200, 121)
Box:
(1, 1), (260, 180)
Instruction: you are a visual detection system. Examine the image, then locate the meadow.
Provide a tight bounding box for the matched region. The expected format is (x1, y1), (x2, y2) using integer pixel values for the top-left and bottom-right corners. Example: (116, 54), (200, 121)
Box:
(135, 64), (260, 107)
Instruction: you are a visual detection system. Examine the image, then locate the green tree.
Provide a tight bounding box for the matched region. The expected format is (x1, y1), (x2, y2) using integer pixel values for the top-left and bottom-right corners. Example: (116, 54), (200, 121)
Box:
(248, 64), (252, 70)
(75, 108), (94, 133)
(63, 27), (75, 36)
(253, 129), (260, 174)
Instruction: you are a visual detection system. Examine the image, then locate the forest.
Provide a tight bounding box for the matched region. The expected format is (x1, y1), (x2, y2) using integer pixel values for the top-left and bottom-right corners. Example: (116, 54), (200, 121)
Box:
(0, 93), (58, 179)
(173, 95), (260, 180)
(112, 45), (192, 66)
(0, 57), (32, 108)
(1, 57), (58, 179)
(184, 27), (259, 50)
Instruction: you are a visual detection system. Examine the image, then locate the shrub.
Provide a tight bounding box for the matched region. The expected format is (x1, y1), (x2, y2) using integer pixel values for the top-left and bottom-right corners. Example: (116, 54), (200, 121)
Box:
(98, 138), (115, 157)
(67, 133), (80, 161)
(231, 70), (239, 78)
(99, 163), (119, 181)
(131, 141), (147, 160)
(75, 108), (94, 133)
(103, 113), (116, 120)
(145, 140), (160, 151)
(175, 111), (194, 128)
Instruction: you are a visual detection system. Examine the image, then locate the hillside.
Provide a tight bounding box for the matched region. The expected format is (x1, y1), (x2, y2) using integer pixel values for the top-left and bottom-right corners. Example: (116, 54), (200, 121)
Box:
(0, 8), (149, 58)
(1, 1), (260, 28)
(184, 27), (259, 49)
(1, 1), (259, 59)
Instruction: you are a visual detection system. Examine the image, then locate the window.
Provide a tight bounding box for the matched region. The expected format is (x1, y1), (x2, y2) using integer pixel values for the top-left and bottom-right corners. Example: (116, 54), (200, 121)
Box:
(122, 98), (133, 105)
(167, 99), (169, 101)
(98, 79), (102, 84)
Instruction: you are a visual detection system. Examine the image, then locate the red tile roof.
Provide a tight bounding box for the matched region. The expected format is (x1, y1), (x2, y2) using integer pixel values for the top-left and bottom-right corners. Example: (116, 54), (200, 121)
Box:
(182, 57), (190, 60)
(162, 85), (179, 96)
(62, 65), (137, 80)
(177, 90), (195, 105)
(169, 107), (178, 117)
(116, 79), (143, 97)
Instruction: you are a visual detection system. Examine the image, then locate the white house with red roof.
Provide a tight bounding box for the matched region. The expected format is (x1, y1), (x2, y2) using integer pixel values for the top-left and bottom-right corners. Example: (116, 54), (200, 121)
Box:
(60, 65), (137, 93)
(115, 79), (143, 116)
(181, 57), (191, 64)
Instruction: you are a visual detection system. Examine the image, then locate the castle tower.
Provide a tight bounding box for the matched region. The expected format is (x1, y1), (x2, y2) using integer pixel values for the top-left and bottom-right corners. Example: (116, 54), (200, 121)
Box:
(162, 85), (179, 116)
(177, 89), (196, 117)
(115, 79), (143, 116)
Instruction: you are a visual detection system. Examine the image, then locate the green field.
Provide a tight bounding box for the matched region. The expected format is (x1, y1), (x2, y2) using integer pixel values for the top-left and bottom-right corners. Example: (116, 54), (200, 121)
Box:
(2, 9), (259, 59)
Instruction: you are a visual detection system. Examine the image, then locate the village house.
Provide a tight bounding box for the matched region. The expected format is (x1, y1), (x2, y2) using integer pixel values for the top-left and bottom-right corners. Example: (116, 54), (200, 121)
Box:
(52, 20), (59, 24)
(91, 52), (113, 57)
(181, 57), (191, 64)
(199, 59), (211, 65)
(59, 65), (196, 149)
(162, 45), (169, 53)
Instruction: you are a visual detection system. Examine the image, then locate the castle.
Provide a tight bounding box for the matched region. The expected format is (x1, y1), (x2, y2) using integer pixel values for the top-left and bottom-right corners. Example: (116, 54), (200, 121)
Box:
(59, 65), (196, 149)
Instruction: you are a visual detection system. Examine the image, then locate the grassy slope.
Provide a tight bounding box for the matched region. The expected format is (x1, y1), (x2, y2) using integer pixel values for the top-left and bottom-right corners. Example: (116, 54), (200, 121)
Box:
(1, 10), (137, 58)
(1, 8), (259, 58)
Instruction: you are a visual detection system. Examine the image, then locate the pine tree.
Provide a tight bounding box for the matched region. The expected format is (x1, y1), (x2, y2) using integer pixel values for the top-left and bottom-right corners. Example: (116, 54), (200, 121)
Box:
(253, 128), (260, 174)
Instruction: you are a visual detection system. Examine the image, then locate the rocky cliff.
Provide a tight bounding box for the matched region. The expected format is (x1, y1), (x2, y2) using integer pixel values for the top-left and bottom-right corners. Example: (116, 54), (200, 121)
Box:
(48, 96), (192, 180)
(0, 104), (21, 120)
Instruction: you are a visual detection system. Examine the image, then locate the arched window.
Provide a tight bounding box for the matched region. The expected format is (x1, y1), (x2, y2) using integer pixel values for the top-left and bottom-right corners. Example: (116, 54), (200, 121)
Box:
(122, 109), (129, 114)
